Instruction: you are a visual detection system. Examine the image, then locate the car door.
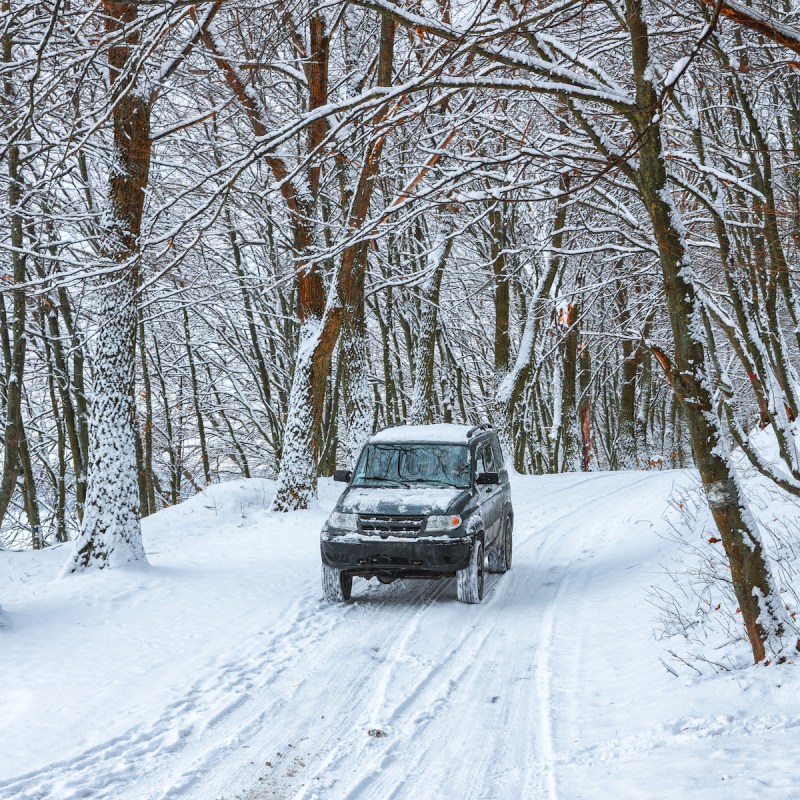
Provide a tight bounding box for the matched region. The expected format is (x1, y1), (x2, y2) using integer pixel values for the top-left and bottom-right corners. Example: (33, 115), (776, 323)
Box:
(490, 434), (511, 522)
(475, 440), (502, 543)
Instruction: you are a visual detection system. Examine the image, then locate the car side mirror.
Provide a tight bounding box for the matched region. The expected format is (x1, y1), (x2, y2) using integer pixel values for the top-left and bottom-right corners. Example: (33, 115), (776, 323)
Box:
(333, 469), (352, 483)
(476, 471), (499, 485)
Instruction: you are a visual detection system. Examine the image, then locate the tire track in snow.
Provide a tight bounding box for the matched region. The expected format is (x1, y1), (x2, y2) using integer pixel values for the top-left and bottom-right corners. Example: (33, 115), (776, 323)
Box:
(327, 599), (501, 800)
(522, 471), (670, 800)
(367, 485), (584, 800)
(272, 475), (608, 800)
(154, 577), (460, 800)
(289, 501), (568, 800)
(242, 471), (667, 800)
(386, 497), (594, 800)
(0, 597), (342, 800)
(424, 471), (662, 800)
(239, 575), (460, 799)
(237, 568), (500, 799)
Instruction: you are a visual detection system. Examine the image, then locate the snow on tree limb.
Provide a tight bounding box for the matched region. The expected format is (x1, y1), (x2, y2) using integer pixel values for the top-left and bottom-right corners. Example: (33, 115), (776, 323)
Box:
(705, 0), (800, 62)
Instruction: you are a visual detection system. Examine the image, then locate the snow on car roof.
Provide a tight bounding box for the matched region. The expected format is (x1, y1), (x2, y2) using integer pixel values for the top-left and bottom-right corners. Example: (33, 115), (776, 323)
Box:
(369, 423), (478, 445)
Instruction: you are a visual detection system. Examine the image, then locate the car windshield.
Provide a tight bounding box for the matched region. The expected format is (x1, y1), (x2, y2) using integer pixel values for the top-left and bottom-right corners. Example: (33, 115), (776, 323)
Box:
(352, 443), (471, 489)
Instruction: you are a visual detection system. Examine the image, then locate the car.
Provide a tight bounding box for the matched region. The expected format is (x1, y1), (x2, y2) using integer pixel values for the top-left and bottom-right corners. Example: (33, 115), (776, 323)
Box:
(320, 422), (513, 604)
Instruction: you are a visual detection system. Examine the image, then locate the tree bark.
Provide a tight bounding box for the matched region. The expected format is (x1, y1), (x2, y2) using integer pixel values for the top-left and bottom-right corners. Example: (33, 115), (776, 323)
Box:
(490, 205), (510, 376)
(616, 283), (643, 470)
(63, 0), (151, 572)
(341, 272), (374, 467)
(272, 11), (395, 508)
(137, 316), (156, 516)
(182, 305), (211, 485)
(627, 0), (795, 662)
(0, 6), (26, 528)
(579, 339), (593, 472)
(409, 233), (454, 425)
(558, 298), (580, 471)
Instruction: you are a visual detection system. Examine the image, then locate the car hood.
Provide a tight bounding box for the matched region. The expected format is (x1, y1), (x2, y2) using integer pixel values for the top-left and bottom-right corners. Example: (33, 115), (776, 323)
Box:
(339, 486), (469, 516)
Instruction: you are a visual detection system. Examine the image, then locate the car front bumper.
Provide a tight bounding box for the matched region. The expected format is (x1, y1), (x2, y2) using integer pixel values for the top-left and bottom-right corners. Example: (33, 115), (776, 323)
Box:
(320, 531), (472, 576)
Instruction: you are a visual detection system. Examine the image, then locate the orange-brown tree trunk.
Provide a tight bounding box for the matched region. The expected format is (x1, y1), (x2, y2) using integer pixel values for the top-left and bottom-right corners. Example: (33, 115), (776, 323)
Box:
(273, 12), (395, 509)
(64, 1), (152, 571)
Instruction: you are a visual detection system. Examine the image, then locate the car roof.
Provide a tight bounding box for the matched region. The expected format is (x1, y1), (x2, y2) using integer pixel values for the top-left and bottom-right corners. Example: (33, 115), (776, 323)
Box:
(369, 423), (488, 446)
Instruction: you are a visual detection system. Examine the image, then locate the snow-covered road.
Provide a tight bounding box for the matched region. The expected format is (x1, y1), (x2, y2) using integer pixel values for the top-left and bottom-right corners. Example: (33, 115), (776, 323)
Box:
(3, 470), (800, 800)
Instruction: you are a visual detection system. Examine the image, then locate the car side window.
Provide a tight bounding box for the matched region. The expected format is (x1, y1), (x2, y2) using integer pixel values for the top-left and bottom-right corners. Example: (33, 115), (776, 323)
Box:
(474, 444), (485, 476)
(490, 437), (504, 471)
(478, 442), (495, 473)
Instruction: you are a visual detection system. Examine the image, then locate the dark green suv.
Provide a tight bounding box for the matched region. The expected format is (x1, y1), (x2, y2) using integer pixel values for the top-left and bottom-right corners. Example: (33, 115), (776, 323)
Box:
(320, 423), (513, 604)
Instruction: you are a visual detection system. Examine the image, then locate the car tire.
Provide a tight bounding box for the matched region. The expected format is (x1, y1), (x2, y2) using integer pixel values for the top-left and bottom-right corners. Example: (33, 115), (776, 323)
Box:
(487, 514), (513, 573)
(322, 565), (353, 602)
(457, 539), (485, 604)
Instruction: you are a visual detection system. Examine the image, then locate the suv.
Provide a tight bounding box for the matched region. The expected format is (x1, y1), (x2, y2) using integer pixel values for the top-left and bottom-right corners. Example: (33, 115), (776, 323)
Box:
(320, 423), (513, 604)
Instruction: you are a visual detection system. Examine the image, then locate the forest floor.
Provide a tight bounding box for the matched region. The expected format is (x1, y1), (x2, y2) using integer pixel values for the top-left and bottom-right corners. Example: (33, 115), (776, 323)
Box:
(2, 469), (800, 800)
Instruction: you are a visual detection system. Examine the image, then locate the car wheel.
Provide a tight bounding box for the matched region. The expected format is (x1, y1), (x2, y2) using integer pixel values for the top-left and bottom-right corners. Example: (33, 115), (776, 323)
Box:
(457, 539), (485, 604)
(321, 565), (353, 602)
(488, 514), (513, 573)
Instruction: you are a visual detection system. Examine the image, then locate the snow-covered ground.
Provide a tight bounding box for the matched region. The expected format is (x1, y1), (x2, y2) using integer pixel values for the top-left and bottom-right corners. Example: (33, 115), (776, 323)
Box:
(2, 469), (800, 800)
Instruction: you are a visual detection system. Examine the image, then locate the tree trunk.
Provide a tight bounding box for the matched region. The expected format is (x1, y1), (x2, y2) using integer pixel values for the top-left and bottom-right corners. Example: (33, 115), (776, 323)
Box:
(341, 268), (374, 467)
(627, 0), (795, 662)
(182, 305), (211, 486)
(153, 338), (178, 506)
(41, 315), (69, 543)
(490, 205), (510, 377)
(0, 9), (26, 528)
(63, 0), (151, 572)
(558, 298), (580, 471)
(616, 283), (641, 470)
(409, 233), (453, 425)
(579, 340), (593, 472)
(18, 426), (42, 548)
(138, 316), (156, 516)
(272, 12), (394, 509)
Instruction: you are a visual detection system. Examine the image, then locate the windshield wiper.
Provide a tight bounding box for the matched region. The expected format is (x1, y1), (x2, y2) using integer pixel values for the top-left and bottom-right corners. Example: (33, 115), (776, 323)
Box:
(406, 477), (461, 488)
(361, 476), (410, 488)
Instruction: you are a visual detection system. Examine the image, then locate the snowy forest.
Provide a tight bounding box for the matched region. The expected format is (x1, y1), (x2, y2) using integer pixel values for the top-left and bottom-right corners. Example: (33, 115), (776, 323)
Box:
(7, 0), (800, 796)
(6, 0), (800, 656)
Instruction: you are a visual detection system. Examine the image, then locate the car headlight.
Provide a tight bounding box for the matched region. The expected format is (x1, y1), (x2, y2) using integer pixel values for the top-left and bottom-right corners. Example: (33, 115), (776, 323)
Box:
(426, 514), (462, 532)
(328, 511), (358, 531)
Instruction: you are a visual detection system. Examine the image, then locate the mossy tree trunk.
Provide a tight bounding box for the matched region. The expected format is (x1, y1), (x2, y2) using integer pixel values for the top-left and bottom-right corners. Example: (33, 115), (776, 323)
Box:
(627, 0), (795, 662)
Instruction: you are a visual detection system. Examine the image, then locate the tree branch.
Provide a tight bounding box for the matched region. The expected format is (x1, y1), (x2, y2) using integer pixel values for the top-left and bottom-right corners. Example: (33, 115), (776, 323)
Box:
(705, 0), (800, 63)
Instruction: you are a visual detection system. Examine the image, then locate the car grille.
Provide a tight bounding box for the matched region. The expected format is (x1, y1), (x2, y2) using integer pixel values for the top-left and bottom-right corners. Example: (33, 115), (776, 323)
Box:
(357, 514), (426, 537)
